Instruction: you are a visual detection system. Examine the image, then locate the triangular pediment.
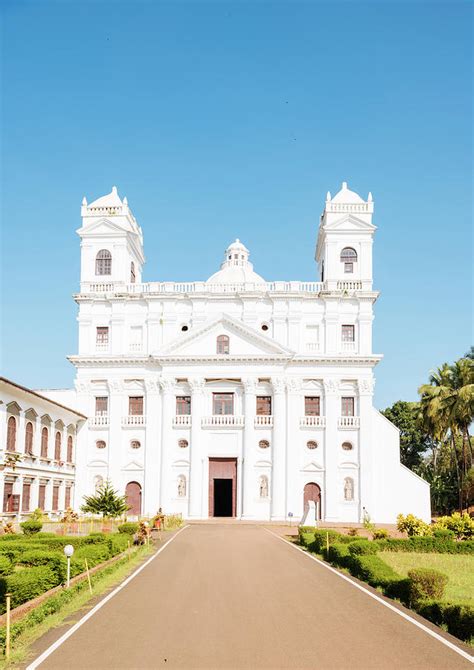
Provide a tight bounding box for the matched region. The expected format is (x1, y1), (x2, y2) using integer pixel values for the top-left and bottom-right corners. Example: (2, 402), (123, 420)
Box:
(76, 218), (131, 237)
(122, 460), (143, 471)
(88, 459), (108, 468)
(323, 213), (376, 232)
(301, 461), (324, 472)
(157, 314), (294, 358)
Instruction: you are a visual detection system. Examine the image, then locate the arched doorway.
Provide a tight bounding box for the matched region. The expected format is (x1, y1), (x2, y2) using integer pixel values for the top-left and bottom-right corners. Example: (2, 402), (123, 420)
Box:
(125, 481), (142, 516)
(304, 482), (322, 519)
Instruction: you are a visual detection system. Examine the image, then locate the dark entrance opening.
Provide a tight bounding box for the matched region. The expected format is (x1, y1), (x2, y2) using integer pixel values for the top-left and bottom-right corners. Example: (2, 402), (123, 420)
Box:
(213, 479), (233, 517)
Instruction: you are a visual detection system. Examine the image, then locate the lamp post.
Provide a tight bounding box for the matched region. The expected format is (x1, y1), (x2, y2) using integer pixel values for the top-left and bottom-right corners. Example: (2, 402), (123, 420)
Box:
(64, 544), (74, 588)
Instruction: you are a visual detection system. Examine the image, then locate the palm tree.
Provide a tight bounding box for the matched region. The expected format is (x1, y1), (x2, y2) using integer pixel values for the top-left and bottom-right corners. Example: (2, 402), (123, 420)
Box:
(418, 357), (474, 512)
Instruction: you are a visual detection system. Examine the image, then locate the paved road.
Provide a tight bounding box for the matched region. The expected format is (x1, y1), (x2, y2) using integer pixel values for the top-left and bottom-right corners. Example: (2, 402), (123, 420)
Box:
(30, 525), (472, 669)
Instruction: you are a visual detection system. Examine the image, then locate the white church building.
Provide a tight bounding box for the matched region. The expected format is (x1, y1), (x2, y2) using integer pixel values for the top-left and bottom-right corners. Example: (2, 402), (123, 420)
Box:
(33, 182), (430, 523)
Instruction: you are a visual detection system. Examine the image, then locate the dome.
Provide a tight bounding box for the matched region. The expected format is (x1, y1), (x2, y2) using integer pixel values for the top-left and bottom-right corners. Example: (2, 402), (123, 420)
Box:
(207, 239), (266, 285)
(88, 186), (123, 208)
(331, 181), (365, 204)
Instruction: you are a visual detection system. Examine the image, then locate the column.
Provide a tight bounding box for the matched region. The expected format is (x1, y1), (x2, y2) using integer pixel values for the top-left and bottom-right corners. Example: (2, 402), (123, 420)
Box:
(188, 377), (205, 518)
(242, 378), (257, 519)
(324, 379), (340, 521)
(270, 377), (287, 520)
(107, 379), (123, 487)
(285, 378), (302, 518)
(33, 414), (42, 459)
(158, 377), (176, 511)
(144, 378), (161, 516)
(358, 378), (375, 521)
(44, 479), (53, 515)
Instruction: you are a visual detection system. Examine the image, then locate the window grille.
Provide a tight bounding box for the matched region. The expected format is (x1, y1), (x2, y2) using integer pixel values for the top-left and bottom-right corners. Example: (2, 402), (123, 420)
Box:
(256, 396), (272, 415)
(129, 396), (144, 415)
(304, 396), (320, 416)
(96, 327), (109, 344)
(342, 325), (355, 342)
(213, 393), (234, 415)
(216, 335), (230, 355)
(176, 396), (191, 415)
(95, 249), (112, 275)
(341, 397), (355, 416)
(95, 397), (108, 416)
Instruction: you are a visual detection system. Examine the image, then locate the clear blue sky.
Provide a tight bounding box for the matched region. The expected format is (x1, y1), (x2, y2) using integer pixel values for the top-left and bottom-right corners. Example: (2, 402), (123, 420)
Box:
(1, 1), (472, 409)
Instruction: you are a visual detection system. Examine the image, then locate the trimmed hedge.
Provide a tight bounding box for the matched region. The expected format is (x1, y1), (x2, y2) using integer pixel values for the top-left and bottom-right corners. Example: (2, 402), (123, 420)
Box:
(323, 543), (351, 568)
(20, 521), (43, 535)
(118, 522), (139, 535)
(417, 601), (474, 642)
(17, 550), (66, 582)
(0, 556), (12, 576)
(0, 566), (58, 612)
(348, 540), (377, 556)
(375, 537), (474, 554)
(408, 568), (448, 603)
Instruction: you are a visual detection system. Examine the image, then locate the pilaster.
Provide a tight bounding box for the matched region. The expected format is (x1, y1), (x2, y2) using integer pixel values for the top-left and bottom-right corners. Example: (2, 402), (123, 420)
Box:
(144, 378), (161, 515)
(188, 377), (205, 518)
(358, 377), (375, 521)
(324, 378), (340, 521)
(107, 379), (123, 487)
(159, 376), (176, 511)
(242, 377), (257, 519)
(271, 377), (286, 520)
(286, 378), (302, 518)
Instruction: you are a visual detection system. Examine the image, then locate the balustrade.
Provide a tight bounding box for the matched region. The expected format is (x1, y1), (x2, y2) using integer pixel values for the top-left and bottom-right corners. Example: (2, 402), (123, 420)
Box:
(299, 416), (326, 428)
(121, 415), (146, 426)
(201, 415), (245, 428)
(338, 416), (360, 429)
(172, 415), (192, 427)
(254, 415), (273, 428)
(89, 416), (109, 428)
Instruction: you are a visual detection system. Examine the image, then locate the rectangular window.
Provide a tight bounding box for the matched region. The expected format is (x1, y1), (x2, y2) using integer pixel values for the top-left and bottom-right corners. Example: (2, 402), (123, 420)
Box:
(341, 397), (355, 416)
(129, 326), (143, 351)
(256, 396), (272, 415)
(38, 485), (46, 510)
(129, 396), (144, 416)
(96, 327), (109, 344)
(65, 486), (71, 508)
(3, 483), (13, 512)
(176, 396), (191, 415)
(344, 262), (353, 273)
(52, 486), (59, 511)
(213, 393), (234, 415)
(342, 325), (355, 342)
(305, 396), (320, 416)
(22, 483), (31, 512)
(95, 397), (108, 416)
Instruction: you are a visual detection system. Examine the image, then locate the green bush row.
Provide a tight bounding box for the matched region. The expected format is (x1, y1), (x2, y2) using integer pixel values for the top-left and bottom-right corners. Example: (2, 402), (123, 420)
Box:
(0, 566), (59, 613)
(417, 601), (474, 642)
(375, 537), (474, 554)
(117, 522), (139, 535)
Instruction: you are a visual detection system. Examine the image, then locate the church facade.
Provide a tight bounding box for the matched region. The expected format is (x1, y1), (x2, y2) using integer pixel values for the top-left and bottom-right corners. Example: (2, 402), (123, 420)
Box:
(46, 183), (430, 523)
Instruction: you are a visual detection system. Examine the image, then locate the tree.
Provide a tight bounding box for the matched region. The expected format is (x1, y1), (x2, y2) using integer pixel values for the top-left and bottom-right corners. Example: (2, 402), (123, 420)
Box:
(381, 400), (431, 469)
(464, 346), (474, 360)
(81, 481), (129, 518)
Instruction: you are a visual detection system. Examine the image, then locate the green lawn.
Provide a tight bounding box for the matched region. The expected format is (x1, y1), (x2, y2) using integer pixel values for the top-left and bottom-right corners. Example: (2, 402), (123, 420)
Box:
(379, 552), (474, 605)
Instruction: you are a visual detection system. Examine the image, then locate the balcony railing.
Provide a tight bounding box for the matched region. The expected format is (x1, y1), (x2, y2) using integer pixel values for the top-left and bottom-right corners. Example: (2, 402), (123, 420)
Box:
(129, 343), (143, 353)
(89, 416), (109, 428)
(341, 341), (357, 353)
(173, 415), (192, 427)
(337, 280), (363, 291)
(338, 416), (360, 429)
(254, 415), (273, 428)
(201, 415), (245, 428)
(122, 415), (146, 426)
(95, 343), (109, 352)
(300, 416), (326, 428)
(306, 342), (320, 352)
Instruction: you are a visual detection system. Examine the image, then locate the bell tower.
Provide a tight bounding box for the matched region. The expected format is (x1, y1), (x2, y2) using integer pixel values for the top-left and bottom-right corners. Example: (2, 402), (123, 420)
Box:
(77, 186), (145, 290)
(315, 182), (375, 291)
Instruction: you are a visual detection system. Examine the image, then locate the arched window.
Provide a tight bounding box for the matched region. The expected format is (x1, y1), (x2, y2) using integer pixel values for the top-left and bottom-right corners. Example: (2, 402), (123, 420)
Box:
(25, 421), (34, 455)
(216, 334), (230, 355)
(259, 475), (269, 498)
(178, 439), (189, 449)
(94, 475), (104, 492)
(307, 440), (318, 450)
(340, 247), (357, 273)
(95, 249), (112, 275)
(177, 475), (186, 497)
(6, 416), (16, 452)
(342, 441), (353, 451)
(344, 477), (354, 501)
(41, 427), (48, 458)
(259, 439), (270, 449)
(54, 431), (62, 461)
(67, 435), (73, 462)
(130, 261), (136, 283)
(130, 440), (141, 449)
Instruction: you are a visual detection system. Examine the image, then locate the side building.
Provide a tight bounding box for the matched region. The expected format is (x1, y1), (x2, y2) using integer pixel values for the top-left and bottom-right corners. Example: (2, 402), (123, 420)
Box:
(0, 377), (86, 519)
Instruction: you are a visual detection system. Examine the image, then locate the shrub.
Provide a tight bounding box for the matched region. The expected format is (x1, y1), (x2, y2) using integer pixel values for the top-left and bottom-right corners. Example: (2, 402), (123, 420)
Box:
(416, 601), (474, 642)
(323, 543), (351, 568)
(18, 550), (67, 582)
(432, 528), (455, 541)
(348, 539), (377, 556)
(118, 522), (139, 535)
(347, 528), (359, 537)
(0, 556), (12, 576)
(313, 530), (353, 552)
(349, 554), (402, 589)
(372, 528), (389, 540)
(375, 537), (474, 554)
(408, 568), (448, 604)
(0, 566), (59, 612)
(397, 514), (432, 537)
(74, 543), (111, 567)
(20, 520), (43, 536)
(434, 512), (474, 540)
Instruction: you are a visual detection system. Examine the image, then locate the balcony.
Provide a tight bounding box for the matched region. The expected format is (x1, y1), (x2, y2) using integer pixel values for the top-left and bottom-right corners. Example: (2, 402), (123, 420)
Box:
(300, 416), (326, 428)
(338, 416), (360, 429)
(201, 415), (245, 428)
(254, 415), (273, 428)
(341, 341), (357, 353)
(129, 343), (143, 353)
(306, 342), (320, 353)
(95, 343), (109, 353)
(173, 415), (192, 428)
(122, 415), (146, 427)
(89, 416), (109, 428)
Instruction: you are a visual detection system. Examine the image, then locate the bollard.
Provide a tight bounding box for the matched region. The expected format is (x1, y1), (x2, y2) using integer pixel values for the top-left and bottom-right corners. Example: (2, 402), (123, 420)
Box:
(5, 593), (11, 660)
(85, 559), (93, 594)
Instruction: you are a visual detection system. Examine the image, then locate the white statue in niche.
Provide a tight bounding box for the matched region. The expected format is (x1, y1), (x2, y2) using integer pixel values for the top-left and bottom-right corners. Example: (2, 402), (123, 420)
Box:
(344, 477), (354, 501)
(177, 475), (186, 498)
(259, 475), (269, 498)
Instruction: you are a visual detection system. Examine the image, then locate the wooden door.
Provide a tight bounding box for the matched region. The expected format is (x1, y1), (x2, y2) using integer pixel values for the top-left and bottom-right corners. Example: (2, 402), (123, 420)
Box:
(125, 481), (142, 515)
(208, 458), (237, 517)
(304, 482), (321, 519)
